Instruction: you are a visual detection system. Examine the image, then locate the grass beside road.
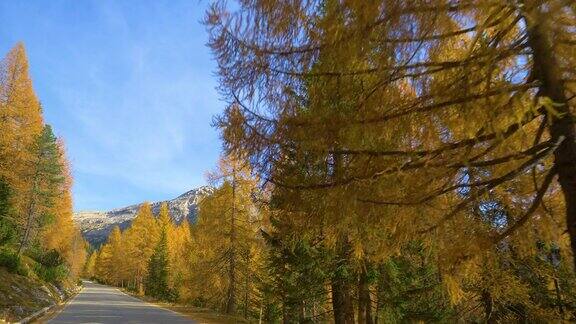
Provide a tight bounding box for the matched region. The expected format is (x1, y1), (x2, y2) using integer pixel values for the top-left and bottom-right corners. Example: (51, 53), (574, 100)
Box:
(153, 303), (250, 324)
(122, 291), (250, 324)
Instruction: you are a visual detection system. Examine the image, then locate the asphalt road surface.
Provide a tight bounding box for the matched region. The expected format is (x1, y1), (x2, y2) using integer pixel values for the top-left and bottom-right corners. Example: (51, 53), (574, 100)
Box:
(48, 280), (195, 324)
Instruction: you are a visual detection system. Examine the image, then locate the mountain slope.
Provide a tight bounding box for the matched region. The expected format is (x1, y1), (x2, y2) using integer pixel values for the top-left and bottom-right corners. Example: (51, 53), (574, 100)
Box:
(74, 186), (211, 246)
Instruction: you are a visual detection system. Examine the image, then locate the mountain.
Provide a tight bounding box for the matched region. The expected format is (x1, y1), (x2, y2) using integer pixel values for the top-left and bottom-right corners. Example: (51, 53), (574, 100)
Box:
(74, 186), (212, 246)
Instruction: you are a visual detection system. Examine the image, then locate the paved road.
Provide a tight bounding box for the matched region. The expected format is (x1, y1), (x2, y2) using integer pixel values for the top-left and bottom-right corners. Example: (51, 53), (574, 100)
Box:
(48, 280), (195, 324)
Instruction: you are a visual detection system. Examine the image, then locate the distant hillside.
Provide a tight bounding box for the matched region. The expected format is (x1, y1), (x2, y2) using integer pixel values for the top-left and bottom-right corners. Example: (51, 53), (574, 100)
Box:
(74, 186), (212, 246)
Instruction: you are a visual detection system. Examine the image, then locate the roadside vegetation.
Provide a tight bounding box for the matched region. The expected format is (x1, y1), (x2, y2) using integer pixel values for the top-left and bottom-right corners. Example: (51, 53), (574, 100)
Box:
(0, 44), (86, 321)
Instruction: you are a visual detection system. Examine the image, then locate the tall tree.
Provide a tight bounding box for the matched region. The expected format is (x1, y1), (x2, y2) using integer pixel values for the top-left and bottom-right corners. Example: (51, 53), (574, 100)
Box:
(162, 204), (190, 297)
(84, 251), (98, 279)
(123, 202), (160, 293)
(145, 228), (173, 301)
(186, 154), (261, 316)
(0, 43), (43, 185)
(18, 125), (65, 254)
(157, 202), (174, 232)
(41, 142), (87, 279)
(206, 0), (576, 269)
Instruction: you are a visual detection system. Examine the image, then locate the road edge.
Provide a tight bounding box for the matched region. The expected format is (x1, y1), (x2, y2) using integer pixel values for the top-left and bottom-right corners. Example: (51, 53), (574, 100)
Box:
(116, 288), (192, 319)
(116, 288), (247, 323)
(19, 284), (84, 324)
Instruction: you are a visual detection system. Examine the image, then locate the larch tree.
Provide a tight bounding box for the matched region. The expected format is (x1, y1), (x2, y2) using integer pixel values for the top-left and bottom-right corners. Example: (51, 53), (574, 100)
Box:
(83, 251), (98, 279)
(123, 202), (160, 294)
(0, 43), (43, 189)
(186, 154), (261, 315)
(167, 215), (191, 297)
(107, 226), (126, 285)
(157, 202), (174, 232)
(206, 0), (576, 269)
(94, 226), (129, 286)
(205, 0), (575, 322)
(0, 43), (44, 252)
(95, 244), (113, 283)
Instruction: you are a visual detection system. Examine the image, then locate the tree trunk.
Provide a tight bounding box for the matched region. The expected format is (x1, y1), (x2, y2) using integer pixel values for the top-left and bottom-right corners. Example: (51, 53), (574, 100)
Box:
(244, 253), (250, 318)
(298, 302), (305, 323)
(553, 277), (564, 315)
(17, 166), (40, 255)
(524, 3), (576, 269)
(329, 150), (355, 323)
(358, 266), (373, 324)
(482, 290), (495, 324)
(358, 273), (365, 324)
(226, 167), (237, 314)
(332, 280), (354, 324)
(258, 303), (263, 324)
(331, 237), (355, 324)
(282, 303), (290, 324)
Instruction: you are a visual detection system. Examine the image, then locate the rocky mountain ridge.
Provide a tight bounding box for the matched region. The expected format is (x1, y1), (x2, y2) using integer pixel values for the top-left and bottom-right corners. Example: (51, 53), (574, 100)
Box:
(74, 186), (212, 246)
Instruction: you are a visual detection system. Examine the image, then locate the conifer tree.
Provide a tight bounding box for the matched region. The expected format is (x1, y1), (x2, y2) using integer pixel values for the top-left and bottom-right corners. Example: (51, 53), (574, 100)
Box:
(206, 0), (576, 268)
(157, 203), (191, 297)
(105, 226), (125, 285)
(18, 125), (65, 254)
(157, 202), (172, 229)
(0, 44), (44, 240)
(123, 202), (160, 293)
(262, 214), (332, 322)
(145, 228), (173, 301)
(206, 1), (576, 321)
(41, 146), (87, 279)
(375, 242), (452, 323)
(84, 251), (97, 279)
(95, 244), (113, 283)
(186, 154), (262, 316)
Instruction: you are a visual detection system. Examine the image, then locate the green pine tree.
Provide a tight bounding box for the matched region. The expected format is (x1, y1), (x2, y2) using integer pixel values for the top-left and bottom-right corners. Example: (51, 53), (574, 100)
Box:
(145, 228), (174, 301)
(18, 125), (65, 254)
(376, 242), (453, 323)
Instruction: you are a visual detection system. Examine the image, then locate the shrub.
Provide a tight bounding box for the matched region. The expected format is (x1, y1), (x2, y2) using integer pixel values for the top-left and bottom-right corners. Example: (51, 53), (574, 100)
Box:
(0, 178), (17, 246)
(0, 218), (17, 246)
(38, 249), (64, 267)
(34, 263), (68, 283)
(0, 249), (28, 276)
(25, 248), (68, 282)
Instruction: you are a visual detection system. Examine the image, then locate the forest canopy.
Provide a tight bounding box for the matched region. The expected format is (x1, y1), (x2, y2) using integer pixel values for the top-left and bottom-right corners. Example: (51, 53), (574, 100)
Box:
(207, 0), (576, 322)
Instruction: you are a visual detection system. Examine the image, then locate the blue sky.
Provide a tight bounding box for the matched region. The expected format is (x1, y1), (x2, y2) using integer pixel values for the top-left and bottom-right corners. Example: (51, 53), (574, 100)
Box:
(0, 1), (223, 211)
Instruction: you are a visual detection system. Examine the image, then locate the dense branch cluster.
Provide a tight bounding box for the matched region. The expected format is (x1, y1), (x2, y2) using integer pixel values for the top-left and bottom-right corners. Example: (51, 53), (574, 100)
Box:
(203, 0), (576, 322)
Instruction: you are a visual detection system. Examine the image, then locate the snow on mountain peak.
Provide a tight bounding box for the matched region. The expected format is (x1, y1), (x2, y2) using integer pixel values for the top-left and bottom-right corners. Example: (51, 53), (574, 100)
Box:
(74, 186), (212, 246)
